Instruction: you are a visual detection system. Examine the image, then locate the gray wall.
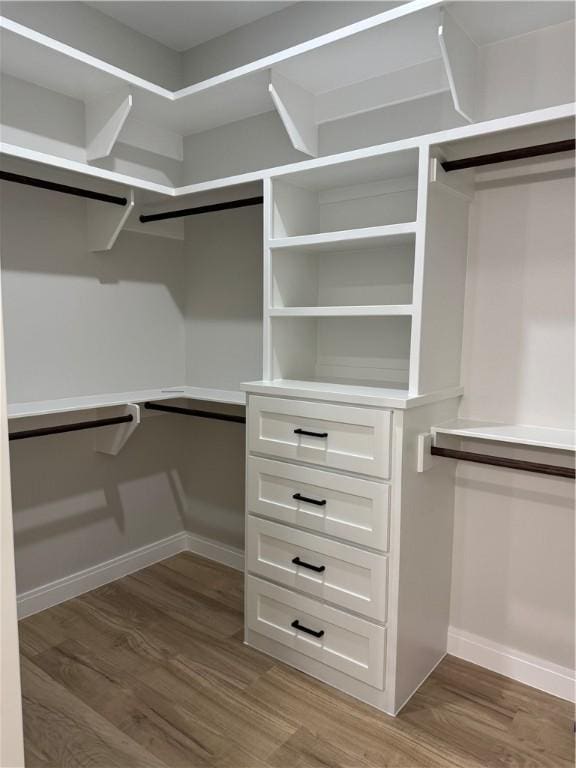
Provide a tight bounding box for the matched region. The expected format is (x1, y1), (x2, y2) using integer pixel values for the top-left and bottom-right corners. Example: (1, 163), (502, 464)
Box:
(1, 1), (183, 89)
(184, 205), (263, 391)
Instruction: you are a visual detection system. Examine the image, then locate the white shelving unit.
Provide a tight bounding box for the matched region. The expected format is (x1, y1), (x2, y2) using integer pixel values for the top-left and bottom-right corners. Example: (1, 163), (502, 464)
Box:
(261, 134), (479, 395)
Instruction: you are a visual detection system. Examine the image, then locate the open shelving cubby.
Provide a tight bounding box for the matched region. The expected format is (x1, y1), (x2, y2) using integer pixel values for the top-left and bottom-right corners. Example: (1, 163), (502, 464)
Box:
(265, 147), (421, 392)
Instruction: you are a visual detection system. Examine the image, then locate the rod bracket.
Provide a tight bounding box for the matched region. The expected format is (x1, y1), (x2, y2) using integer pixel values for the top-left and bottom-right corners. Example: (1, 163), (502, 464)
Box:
(417, 432), (436, 472)
(94, 403), (140, 455)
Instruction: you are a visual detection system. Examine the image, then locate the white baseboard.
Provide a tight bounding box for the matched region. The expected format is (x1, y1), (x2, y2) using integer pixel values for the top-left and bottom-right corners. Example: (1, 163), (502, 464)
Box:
(448, 626), (575, 703)
(17, 531), (244, 619)
(185, 532), (244, 571)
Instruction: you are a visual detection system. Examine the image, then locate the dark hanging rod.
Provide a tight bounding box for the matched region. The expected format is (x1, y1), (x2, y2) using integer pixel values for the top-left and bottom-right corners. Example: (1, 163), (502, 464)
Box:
(139, 195), (263, 223)
(441, 138), (575, 173)
(431, 446), (575, 479)
(144, 401), (245, 424)
(0, 170), (128, 206)
(9, 414), (133, 442)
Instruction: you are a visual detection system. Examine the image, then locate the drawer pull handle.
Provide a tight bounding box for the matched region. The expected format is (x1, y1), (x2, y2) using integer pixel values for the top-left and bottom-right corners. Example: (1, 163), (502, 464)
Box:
(294, 428), (328, 439)
(292, 556), (326, 573)
(291, 619), (325, 638)
(292, 493), (327, 507)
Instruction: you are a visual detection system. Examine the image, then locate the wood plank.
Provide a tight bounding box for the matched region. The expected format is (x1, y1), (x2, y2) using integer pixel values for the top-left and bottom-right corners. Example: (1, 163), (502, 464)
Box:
(244, 665), (486, 768)
(142, 656), (297, 762)
(33, 639), (227, 766)
(20, 655), (165, 768)
(267, 726), (374, 768)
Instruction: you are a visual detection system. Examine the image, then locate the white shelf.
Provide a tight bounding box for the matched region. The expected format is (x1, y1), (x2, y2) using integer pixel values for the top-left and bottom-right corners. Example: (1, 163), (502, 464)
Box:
(2, 1), (572, 144)
(268, 224), (417, 252)
(8, 386), (245, 419)
(0, 2), (448, 138)
(432, 419), (575, 451)
(242, 379), (463, 409)
(269, 305), (413, 317)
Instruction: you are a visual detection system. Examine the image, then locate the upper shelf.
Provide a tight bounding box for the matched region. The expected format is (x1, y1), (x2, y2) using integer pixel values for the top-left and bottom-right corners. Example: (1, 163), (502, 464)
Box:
(8, 386), (246, 419)
(432, 419), (575, 451)
(0, 1), (573, 165)
(0, 2), (450, 141)
(6, 0), (572, 163)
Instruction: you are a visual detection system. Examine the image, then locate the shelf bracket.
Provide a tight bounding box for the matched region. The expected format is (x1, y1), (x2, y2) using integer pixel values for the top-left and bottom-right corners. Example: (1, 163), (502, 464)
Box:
(87, 188), (135, 252)
(417, 432), (436, 472)
(429, 156), (474, 201)
(269, 71), (318, 157)
(86, 87), (133, 162)
(94, 403), (140, 455)
(438, 8), (478, 124)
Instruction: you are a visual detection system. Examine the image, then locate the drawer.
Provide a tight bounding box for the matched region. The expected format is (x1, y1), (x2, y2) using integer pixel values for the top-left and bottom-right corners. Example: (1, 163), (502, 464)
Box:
(248, 396), (391, 478)
(247, 457), (390, 550)
(247, 517), (388, 621)
(246, 575), (386, 688)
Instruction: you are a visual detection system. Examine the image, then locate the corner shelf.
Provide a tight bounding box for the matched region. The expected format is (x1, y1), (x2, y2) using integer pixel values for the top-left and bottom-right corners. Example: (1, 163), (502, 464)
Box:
(432, 419), (575, 452)
(8, 386), (245, 420)
(6, 0), (568, 169)
(0, 2), (458, 156)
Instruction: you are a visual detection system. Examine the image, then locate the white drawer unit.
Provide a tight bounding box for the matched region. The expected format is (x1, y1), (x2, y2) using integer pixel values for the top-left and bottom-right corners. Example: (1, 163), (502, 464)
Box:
(248, 396), (392, 478)
(247, 457), (390, 550)
(247, 516), (388, 621)
(246, 576), (386, 688)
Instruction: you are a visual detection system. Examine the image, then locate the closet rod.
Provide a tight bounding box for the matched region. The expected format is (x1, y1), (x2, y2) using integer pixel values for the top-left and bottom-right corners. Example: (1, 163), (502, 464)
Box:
(9, 414), (133, 442)
(139, 196), (263, 223)
(441, 139), (575, 172)
(144, 401), (246, 424)
(0, 170), (128, 206)
(431, 446), (575, 478)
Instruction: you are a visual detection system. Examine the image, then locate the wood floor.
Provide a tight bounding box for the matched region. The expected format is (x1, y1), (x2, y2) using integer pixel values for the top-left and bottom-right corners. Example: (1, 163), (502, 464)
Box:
(19, 553), (574, 768)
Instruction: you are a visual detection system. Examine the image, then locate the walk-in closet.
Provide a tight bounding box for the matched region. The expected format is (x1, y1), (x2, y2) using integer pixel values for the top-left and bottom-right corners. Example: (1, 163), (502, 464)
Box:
(1, 2), (574, 766)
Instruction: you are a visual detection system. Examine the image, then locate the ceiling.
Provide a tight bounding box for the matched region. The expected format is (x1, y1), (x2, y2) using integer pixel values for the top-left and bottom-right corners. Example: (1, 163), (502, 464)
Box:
(86, 1), (297, 51)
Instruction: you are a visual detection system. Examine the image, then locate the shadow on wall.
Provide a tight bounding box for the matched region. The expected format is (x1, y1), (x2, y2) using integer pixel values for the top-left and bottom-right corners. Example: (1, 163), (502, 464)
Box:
(9, 416), (190, 593)
(0, 183), (186, 306)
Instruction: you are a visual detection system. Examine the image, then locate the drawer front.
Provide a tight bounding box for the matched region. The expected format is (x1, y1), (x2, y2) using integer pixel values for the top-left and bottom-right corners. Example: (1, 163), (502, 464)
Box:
(247, 517), (388, 621)
(248, 396), (391, 478)
(247, 457), (390, 551)
(246, 575), (386, 688)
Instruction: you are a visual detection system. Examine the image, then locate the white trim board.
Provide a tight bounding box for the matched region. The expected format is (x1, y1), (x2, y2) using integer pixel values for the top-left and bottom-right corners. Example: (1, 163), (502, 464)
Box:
(447, 627), (575, 703)
(17, 531), (244, 619)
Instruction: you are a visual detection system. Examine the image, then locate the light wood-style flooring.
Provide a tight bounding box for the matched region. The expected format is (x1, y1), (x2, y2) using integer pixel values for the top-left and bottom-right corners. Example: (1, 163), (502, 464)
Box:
(19, 553), (574, 767)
